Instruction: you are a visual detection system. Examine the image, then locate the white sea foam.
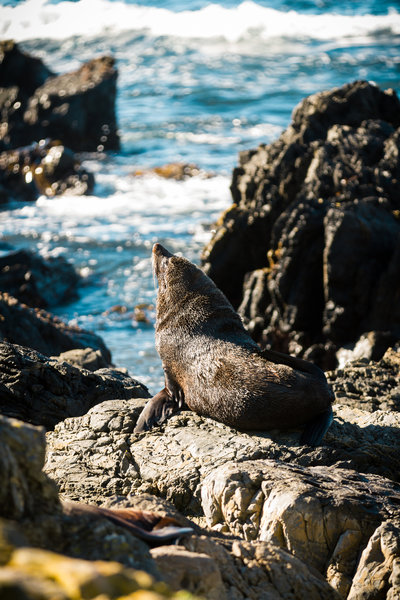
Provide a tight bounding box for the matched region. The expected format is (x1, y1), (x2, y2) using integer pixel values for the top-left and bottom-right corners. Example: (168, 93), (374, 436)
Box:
(1, 0), (399, 43)
(0, 172), (231, 244)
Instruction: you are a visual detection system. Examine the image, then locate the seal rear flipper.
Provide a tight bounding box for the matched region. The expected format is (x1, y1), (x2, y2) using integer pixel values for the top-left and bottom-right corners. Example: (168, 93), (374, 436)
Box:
(299, 406), (333, 447)
(134, 388), (180, 433)
(261, 348), (326, 380)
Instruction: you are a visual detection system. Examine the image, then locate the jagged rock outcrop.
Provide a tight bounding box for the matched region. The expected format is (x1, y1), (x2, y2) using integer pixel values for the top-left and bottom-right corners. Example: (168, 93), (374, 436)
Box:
(337, 332), (400, 367)
(0, 40), (119, 152)
(0, 248), (79, 308)
(161, 536), (341, 600)
(0, 416), (167, 595)
(201, 81), (400, 367)
(347, 519), (400, 600)
(0, 292), (111, 362)
(44, 397), (400, 506)
(0, 341), (149, 428)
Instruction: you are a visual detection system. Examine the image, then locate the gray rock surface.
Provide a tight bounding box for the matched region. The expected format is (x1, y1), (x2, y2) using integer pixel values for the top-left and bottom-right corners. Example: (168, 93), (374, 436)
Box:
(44, 394), (400, 598)
(45, 395), (400, 509)
(54, 347), (110, 372)
(201, 459), (400, 597)
(0, 341), (149, 429)
(22, 341), (395, 599)
(0, 410), (342, 600)
(347, 519), (400, 600)
(154, 537), (341, 600)
(0, 414), (159, 575)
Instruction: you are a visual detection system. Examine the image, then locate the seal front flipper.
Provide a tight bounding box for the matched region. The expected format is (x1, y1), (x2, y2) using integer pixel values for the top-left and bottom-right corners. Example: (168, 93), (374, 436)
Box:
(299, 406), (333, 447)
(134, 388), (180, 433)
(164, 365), (185, 408)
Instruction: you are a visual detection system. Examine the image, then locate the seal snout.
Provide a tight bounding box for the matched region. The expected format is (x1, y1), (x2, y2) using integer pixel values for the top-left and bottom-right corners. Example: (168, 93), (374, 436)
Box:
(152, 243), (173, 258)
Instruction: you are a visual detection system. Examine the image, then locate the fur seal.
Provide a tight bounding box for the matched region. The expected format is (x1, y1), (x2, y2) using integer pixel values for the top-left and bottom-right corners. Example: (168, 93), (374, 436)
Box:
(63, 501), (193, 545)
(135, 243), (334, 446)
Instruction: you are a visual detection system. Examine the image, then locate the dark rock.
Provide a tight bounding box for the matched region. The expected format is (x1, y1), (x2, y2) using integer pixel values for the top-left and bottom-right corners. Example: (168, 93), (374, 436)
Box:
(0, 341), (149, 428)
(0, 140), (95, 203)
(0, 40), (54, 149)
(24, 56), (119, 152)
(202, 81), (400, 366)
(0, 40), (53, 97)
(0, 249), (79, 308)
(0, 86), (28, 153)
(0, 142), (38, 202)
(0, 292), (111, 362)
(0, 41), (119, 152)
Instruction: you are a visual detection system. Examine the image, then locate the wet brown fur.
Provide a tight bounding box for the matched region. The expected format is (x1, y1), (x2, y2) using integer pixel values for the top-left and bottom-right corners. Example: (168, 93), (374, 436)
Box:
(136, 244), (334, 438)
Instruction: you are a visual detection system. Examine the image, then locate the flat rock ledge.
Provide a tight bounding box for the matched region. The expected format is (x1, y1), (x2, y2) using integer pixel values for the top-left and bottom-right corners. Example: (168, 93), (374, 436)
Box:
(44, 394), (400, 598)
(45, 399), (400, 508)
(0, 413), (341, 600)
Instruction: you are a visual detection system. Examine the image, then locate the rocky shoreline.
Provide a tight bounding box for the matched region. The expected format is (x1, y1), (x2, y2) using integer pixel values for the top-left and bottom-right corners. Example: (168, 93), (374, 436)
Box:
(1, 42), (400, 600)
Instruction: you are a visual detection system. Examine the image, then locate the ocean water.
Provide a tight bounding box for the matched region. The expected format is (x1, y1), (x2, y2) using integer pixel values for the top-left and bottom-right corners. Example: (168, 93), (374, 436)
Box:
(1, 0), (400, 392)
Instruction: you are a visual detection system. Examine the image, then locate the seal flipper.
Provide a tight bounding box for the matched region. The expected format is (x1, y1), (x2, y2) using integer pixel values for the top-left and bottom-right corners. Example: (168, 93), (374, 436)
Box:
(63, 502), (193, 545)
(299, 406), (333, 447)
(261, 348), (326, 380)
(134, 388), (180, 433)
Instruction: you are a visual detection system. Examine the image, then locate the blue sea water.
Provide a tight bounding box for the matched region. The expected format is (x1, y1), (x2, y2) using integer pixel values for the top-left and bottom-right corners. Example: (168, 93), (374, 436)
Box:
(1, 0), (400, 391)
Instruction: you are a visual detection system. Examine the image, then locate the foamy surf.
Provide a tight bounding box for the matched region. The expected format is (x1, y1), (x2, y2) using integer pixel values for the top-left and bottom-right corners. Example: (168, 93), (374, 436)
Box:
(0, 170), (231, 247)
(1, 0), (399, 43)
